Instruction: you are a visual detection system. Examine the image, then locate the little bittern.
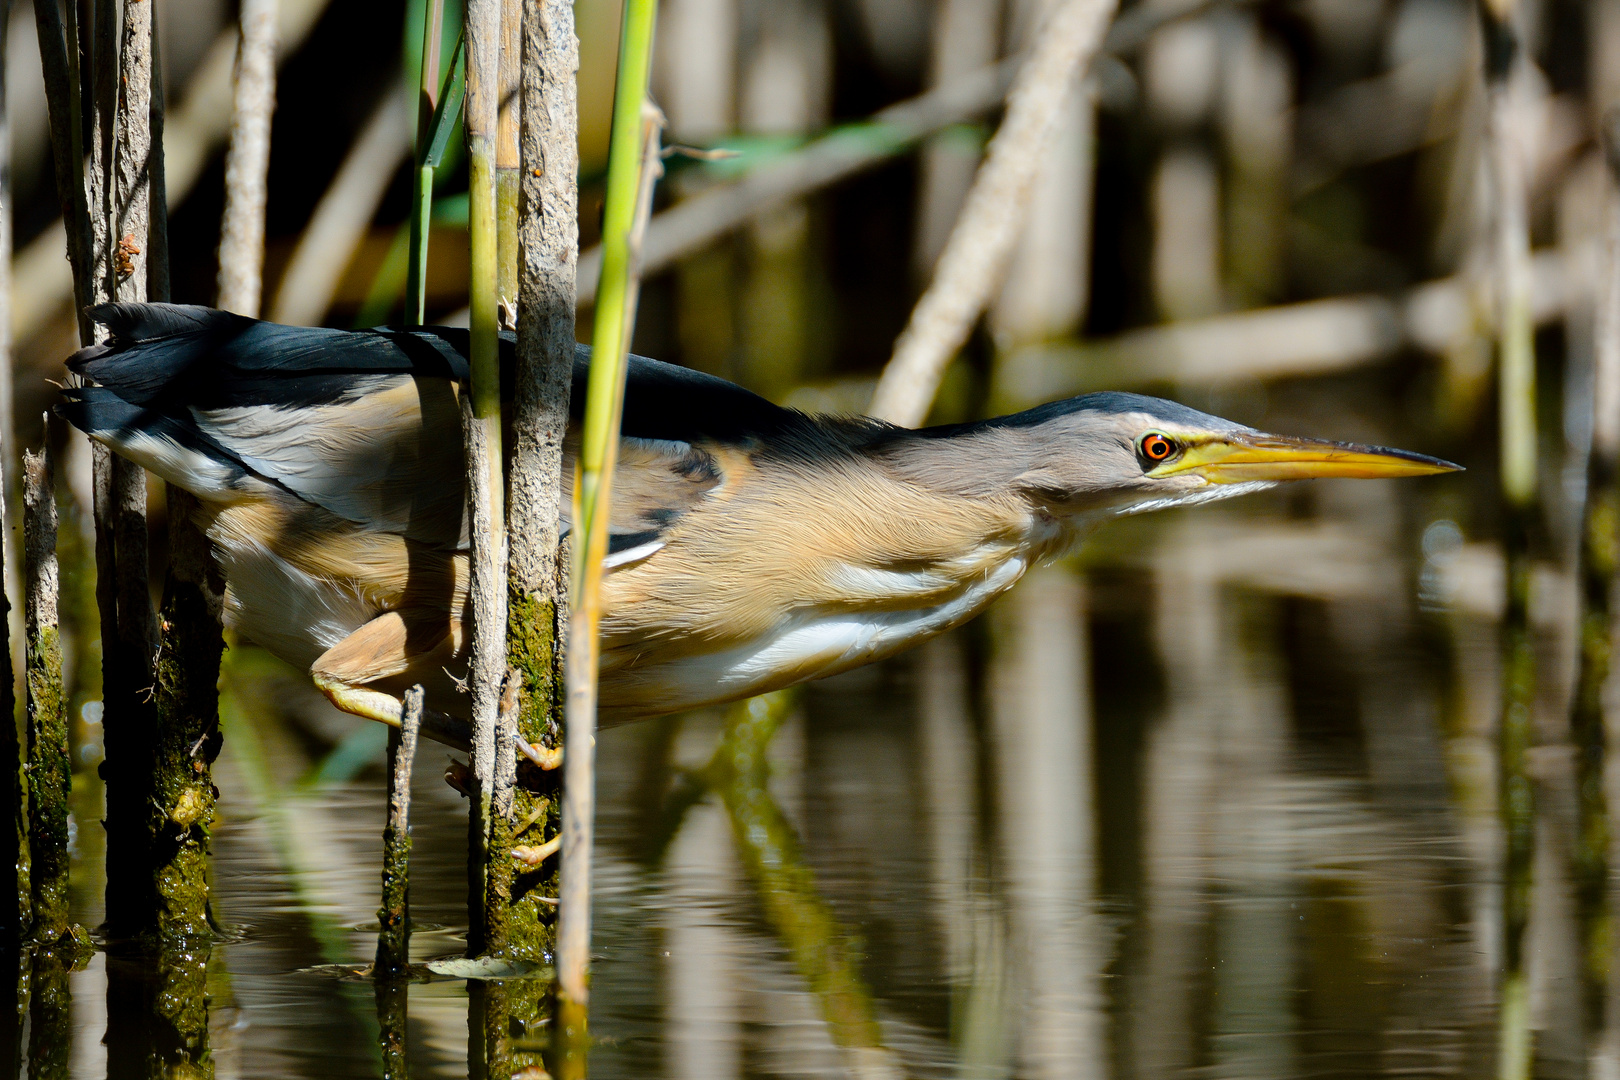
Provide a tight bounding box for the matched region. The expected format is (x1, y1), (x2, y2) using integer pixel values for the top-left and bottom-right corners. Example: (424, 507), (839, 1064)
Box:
(60, 304), (1458, 751)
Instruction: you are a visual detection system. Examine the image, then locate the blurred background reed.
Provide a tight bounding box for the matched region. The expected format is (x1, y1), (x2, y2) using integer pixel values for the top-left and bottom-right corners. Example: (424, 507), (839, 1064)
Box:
(3, 0), (1618, 1075)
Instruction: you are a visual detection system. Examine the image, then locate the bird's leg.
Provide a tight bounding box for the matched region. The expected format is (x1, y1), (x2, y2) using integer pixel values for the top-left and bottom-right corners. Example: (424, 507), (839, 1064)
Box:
(310, 610), (475, 752)
(310, 670), (473, 751)
(311, 610), (562, 769)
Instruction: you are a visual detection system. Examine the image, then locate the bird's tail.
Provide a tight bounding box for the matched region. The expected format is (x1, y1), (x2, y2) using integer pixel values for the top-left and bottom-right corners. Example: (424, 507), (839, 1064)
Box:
(56, 385), (253, 501)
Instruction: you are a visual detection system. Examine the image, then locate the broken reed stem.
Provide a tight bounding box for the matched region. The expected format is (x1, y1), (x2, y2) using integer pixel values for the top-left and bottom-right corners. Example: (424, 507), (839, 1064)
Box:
(464, 0), (509, 958)
(867, 0), (1121, 427)
(216, 0), (278, 316)
(503, 0), (580, 966)
(407, 0), (445, 325)
(377, 685), (423, 977)
(1570, 111), (1620, 1016)
(1481, 6), (1536, 1079)
(24, 444), (68, 945)
(558, 0), (661, 1064)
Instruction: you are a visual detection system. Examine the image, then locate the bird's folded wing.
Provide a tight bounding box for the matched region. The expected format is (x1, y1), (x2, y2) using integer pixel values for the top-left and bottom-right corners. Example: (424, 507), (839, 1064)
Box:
(62, 303), (796, 558)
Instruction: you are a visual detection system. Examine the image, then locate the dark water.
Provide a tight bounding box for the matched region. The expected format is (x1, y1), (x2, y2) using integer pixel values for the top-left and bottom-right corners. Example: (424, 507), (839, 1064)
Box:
(15, 458), (1586, 1079)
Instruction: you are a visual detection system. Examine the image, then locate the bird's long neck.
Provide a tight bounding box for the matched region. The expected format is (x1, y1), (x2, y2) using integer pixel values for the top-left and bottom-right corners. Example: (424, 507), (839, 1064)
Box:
(861, 421), (1091, 565)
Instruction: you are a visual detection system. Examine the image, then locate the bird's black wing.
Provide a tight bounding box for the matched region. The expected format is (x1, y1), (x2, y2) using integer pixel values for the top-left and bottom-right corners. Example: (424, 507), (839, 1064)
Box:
(58, 303), (796, 555)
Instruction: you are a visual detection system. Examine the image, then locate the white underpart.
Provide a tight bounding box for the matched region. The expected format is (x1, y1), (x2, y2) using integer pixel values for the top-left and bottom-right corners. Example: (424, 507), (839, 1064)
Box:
(619, 554), (1028, 709)
(209, 529), (375, 671)
(828, 563), (954, 599)
(100, 428), (248, 499)
(602, 538), (665, 569)
(1117, 479), (1276, 516)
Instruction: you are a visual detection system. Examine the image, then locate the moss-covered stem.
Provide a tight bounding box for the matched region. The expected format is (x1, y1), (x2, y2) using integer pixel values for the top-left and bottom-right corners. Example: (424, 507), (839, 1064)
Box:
(375, 976), (410, 1080)
(500, 0), (579, 970)
(464, 0), (509, 959)
(556, 5), (660, 1067)
(148, 488), (225, 951)
(23, 446), (68, 945)
(377, 685), (423, 978)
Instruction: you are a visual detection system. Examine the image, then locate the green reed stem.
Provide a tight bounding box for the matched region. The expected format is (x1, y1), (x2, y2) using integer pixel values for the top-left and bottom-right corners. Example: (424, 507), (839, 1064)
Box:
(557, 1), (660, 1072)
(407, 0), (445, 324)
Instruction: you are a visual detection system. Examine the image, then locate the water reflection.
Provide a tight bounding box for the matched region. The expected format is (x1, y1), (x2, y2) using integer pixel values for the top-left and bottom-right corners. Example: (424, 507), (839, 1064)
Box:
(11, 476), (1618, 1077)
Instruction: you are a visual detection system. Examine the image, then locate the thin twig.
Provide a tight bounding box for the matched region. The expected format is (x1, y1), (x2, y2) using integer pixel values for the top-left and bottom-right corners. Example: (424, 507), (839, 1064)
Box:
(375, 685), (423, 978)
(868, 0), (1122, 427)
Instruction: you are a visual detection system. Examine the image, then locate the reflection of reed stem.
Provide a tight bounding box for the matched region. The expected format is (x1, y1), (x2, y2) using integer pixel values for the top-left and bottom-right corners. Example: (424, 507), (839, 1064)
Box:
(1481, 4), (1537, 1075)
(711, 693), (895, 1063)
(1569, 115), (1620, 1023)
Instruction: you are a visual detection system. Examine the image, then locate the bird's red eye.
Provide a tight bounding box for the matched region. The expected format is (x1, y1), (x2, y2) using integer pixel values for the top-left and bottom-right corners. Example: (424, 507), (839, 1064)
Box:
(1140, 433), (1175, 463)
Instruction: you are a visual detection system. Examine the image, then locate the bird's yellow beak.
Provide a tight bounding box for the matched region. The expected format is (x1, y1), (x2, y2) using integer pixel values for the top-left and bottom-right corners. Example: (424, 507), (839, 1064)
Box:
(1149, 432), (1463, 483)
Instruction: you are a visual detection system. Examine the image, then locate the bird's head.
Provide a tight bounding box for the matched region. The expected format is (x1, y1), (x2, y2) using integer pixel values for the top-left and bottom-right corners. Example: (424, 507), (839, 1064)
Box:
(891, 391), (1461, 520)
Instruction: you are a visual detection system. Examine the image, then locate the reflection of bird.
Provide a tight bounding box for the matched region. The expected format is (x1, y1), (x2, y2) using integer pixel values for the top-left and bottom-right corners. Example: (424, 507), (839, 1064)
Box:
(60, 303), (1458, 751)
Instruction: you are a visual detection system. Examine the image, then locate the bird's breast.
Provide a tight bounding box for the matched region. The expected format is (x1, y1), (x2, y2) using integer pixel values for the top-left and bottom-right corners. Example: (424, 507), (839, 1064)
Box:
(592, 458), (1043, 720)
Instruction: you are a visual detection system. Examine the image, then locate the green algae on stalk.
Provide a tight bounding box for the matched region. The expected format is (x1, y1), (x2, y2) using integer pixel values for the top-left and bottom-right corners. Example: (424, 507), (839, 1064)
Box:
(375, 977), (409, 1080)
(376, 685), (423, 978)
(24, 447), (71, 945)
(149, 489), (226, 949)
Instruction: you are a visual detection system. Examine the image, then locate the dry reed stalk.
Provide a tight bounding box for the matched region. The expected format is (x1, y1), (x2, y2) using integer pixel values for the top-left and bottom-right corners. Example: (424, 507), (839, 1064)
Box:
(216, 0), (278, 317)
(486, 0), (580, 972)
(868, 0), (1121, 427)
(464, 0), (509, 957)
(0, 0), (25, 942)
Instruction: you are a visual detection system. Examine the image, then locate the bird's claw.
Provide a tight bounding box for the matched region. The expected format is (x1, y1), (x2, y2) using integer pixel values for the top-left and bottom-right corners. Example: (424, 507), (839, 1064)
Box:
(516, 737), (562, 771)
(511, 835), (560, 867)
